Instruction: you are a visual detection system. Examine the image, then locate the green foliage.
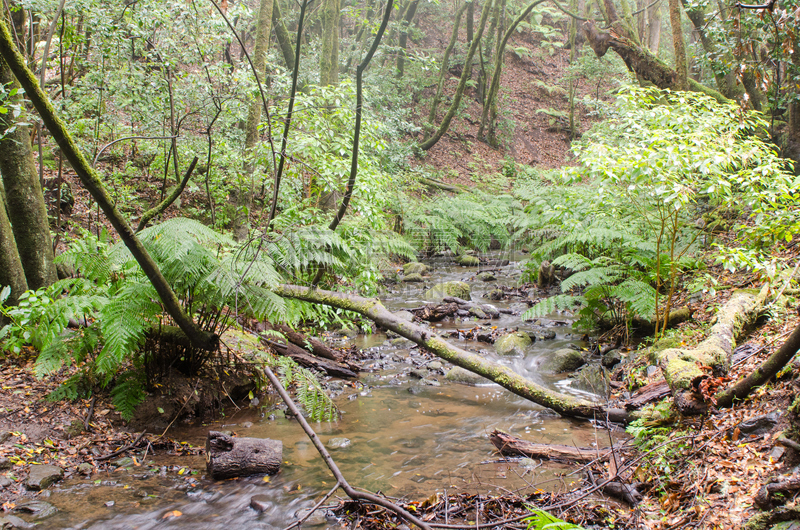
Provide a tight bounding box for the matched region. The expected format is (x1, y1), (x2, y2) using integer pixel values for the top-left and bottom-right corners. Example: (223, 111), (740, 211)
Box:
(398, 191), (520, 254)
(625, 402), (685, 480)
(0, 83), (26, 140)
(259, 351), (338, 422)
(523, 508), (586, 529)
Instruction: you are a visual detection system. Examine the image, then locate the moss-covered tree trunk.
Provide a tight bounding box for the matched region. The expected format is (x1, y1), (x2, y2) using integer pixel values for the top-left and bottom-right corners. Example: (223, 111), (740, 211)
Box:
(274, 284), (630, 422)
(0, 184), (28, 307)
(419, 0), (494, 151)
(395, 0), (419, 78)
(233, 0), (274, 241)
(272, 0), (295, 72)
(426, 3), (466, 129)
(319, 0), (340, 86)
(479, 0), (546, 144)
(0, 18), (218, 352)
(667, 0), (687, 90)
(0, 33), (57, 291)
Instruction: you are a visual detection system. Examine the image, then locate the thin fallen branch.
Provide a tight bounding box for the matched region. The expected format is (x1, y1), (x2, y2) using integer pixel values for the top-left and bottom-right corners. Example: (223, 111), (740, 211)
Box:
(261, 364), (432, 530)
(136, 156), (198, 232)
(95, 431), (147, 461)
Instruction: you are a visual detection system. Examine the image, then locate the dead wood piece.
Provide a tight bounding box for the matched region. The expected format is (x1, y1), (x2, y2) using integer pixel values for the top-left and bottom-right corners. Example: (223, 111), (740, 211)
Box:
(624, 380), (671, 410)
(658, 286), (768, 414)
(262, 321), (343, 362)
(263, 338), (357, 378)
(412, 302), (459, 322)
(490, 430), (614, 463)
(754, 477), (800, 510)
(206, 431), (281, 480)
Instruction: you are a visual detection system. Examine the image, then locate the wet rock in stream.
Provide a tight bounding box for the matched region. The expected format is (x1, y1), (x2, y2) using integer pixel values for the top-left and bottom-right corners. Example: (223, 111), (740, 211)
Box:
(424, 281), (471, 302)
(403, 262), (429, 275)
(327, 437), (351, 449)
(25, 465), (63, 491)
(0, 515), (35, 529)
(445, 367), (489, 385)
(13, 500), (58, 519)
(541, 348), (586, 373)
(495, 332), (532, 356)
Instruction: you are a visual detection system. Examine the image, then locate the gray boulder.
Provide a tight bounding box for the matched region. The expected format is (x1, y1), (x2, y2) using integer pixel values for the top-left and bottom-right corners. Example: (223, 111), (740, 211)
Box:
(601, 349), (622, 368)
(25, 465), (63, 491)
(327, 437), (351, 449)
(404, 262), (429, 275)
(495, 332), (532, 356)
(468, 306), (487, 319)
(395, 310), (414, 321)
(541, 348), (585, 373)
(425, 281), (471, 302)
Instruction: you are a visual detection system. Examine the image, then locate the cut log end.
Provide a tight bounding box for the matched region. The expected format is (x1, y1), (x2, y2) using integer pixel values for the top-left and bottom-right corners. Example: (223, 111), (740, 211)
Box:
(206, 431), (282, 480)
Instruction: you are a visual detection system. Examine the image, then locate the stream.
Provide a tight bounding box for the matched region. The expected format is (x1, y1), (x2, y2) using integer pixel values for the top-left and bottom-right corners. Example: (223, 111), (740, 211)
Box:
(34, 253), (616, 529)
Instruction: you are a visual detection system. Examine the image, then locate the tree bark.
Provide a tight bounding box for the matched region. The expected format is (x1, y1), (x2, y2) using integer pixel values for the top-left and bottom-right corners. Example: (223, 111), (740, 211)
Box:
(319, 0), (340, 85)
(274, 284), (630, 422)
(658, 287), (768, 413)
(395, 0), (420, 78)
(272, 0), (295, 72)
(0, 19), (57, 291)
(427, 4), (467, 129)
(667, 0), (687, 90)
(419, 0), (494, 151)
(0, 185), (28, 307)
(489, 429), (619, 463)
(0, 18), (218, 352)
(206, 431), (282, 479)
(234, 0), (274, 242)
(479, 0), (547, 143)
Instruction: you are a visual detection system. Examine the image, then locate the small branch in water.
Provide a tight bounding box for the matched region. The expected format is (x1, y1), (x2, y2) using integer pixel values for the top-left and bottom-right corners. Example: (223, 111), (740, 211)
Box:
(283, 482), (341, 530)
(95, 431), (147, 461)
(261, 364), (432, 530)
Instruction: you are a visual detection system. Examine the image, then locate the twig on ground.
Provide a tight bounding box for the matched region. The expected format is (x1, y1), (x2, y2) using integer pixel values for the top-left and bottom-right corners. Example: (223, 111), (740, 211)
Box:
(95, 431), (147, 461)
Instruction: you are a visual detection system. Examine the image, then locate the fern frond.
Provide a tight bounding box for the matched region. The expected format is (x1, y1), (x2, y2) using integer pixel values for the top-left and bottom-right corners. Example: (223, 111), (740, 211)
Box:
(521, 294), (584, 320)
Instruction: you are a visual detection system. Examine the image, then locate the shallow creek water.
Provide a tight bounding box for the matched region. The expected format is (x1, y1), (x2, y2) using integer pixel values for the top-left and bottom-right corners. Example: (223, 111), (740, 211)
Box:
(37, 255), (616, 529)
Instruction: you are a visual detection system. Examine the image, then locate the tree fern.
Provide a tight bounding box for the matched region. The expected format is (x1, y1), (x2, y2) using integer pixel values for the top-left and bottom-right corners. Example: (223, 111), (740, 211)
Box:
(264, 352), (338, 421)
(521, 295), (584, 321)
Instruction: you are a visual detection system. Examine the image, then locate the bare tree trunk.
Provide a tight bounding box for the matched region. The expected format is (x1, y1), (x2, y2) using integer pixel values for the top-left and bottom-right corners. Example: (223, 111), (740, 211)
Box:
(427, 3), (467, 129)
(480, 0), (546, 144)
(419, 0), (494, 151)
(233, 0), (274, 242)
(0, 27), (57, 291)
(466, 0), (474, 44)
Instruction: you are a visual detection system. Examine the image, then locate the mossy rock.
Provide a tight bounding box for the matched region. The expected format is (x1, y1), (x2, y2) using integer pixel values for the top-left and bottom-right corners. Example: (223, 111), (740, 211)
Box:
(424, 281), (471, 302)
(477, 272), (496, 281)
(469, 306), (487, 319)
(403, 273), (425, 283)
(456, 255), (481, 266)
(541, 348), (585, 373)
(445, 367), (488, 385)
(495, 332), (532, 356)
(404, 262), (429, 275)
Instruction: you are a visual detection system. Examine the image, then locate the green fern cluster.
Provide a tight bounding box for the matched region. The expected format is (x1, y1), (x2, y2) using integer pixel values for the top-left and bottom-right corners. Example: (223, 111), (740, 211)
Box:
(397, 191), (521, 254)
(523, 508), (586, 529)
(258, 351), (338, 422)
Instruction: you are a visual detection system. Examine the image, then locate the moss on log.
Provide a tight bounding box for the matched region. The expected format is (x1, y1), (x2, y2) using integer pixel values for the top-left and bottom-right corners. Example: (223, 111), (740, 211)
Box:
(274, 284), (631, 423)
(658, 286), (768, 413)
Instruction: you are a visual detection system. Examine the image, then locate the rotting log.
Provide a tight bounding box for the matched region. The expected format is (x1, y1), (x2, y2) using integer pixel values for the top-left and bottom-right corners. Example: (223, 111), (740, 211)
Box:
(274, 284), (631, 423)
(623, 380), (671, 411)
(259, 321), (344, 362)
(658, 286), (769, 413)
(262, 337), (358, 379)
(206, 431), (282, 480)
(489, 430), (619, 463)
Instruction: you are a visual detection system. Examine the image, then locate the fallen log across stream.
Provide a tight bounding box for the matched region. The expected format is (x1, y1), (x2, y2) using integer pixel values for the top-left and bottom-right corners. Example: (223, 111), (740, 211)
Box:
(489, 430), (620, 463)
(273, 284), (632, 423)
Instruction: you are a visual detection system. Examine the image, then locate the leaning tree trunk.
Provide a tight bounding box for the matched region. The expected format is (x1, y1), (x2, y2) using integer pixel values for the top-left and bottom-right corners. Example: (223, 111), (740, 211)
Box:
(233, 0), (274, 242)
(427, 4), (466, 129)
(480, 0), (546, 143)
(420, 0), (494, 151)
(582, 0), (727, 102)
(274, 284), (630, 422)
(0, 18), (217, 352)
(0, 34), (57, 291)
(0, 184), (28, 307)
(272, 0), (295, 72)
